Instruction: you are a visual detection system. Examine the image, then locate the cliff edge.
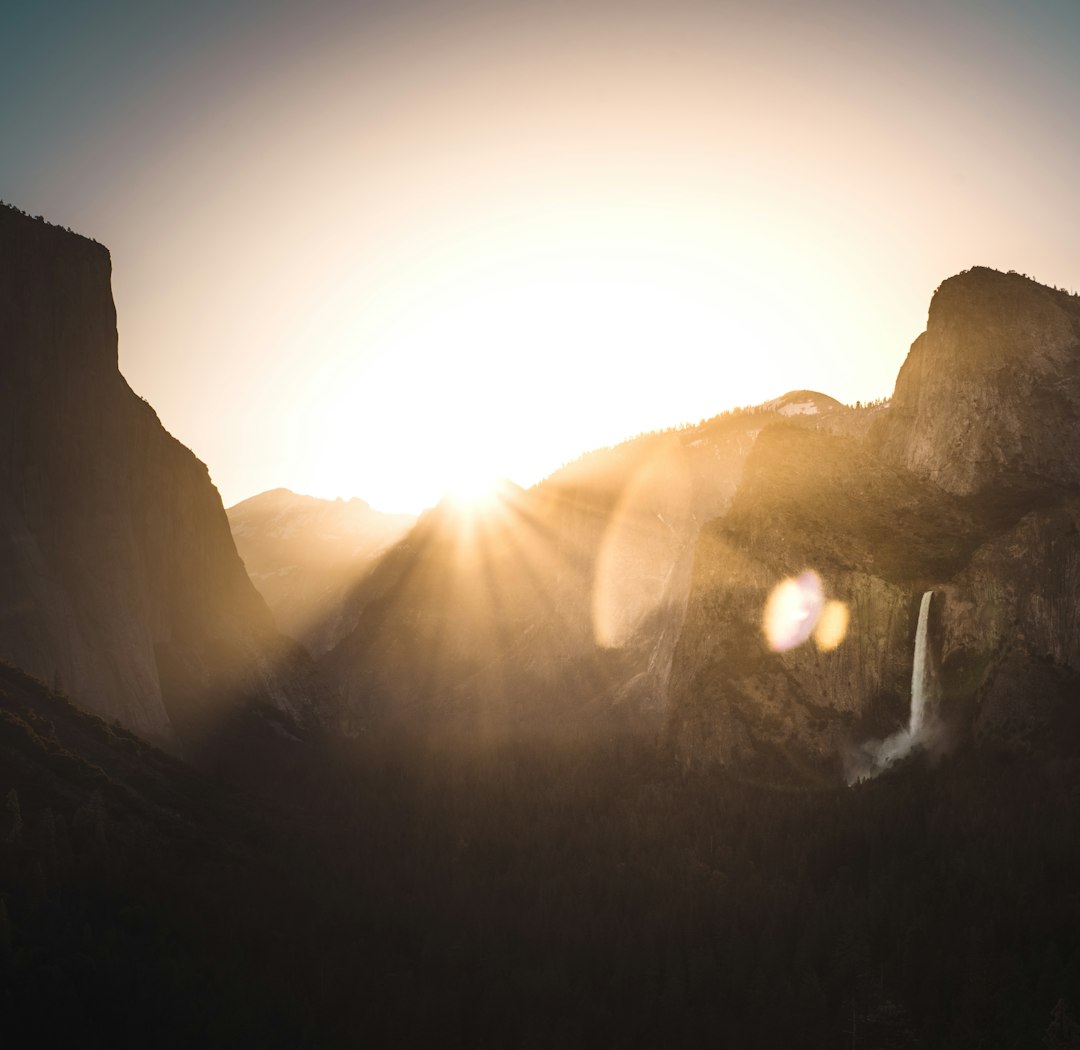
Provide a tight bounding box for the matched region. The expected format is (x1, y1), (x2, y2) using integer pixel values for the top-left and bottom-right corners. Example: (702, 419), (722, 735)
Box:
(877, 267), (1080, 495)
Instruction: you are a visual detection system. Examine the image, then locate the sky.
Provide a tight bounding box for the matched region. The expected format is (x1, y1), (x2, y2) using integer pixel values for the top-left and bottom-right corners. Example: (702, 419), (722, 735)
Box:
(4, 0), (1080, 513)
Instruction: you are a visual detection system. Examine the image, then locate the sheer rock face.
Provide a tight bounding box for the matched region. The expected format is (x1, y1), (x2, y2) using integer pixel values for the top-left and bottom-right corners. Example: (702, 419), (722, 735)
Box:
(668, 272), (1080, 776)
(0, 207), (315, 748)
(667, 427), (1080, 776)
(878, 267), (1080, 495)
(667, 427), (962, 775)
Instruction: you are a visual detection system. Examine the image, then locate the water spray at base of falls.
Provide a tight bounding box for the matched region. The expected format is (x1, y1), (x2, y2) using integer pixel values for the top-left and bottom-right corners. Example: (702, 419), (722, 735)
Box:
(846, 590), (935, 784)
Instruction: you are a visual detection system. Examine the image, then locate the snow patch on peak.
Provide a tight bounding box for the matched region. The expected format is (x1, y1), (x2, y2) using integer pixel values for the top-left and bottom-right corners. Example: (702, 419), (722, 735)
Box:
(761, 390), (842, 416)
(778, 400), (818, 417)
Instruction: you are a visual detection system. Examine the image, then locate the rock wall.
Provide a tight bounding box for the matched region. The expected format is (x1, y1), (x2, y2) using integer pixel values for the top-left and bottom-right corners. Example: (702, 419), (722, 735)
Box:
(0, 206), (316, 748)
(666, 427), (953, 775)
(668, 267), (1080, 776)
(878, 267), (1080, 495)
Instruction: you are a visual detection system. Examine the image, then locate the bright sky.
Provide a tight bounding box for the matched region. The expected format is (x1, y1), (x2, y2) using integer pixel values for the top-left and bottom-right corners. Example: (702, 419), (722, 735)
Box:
(4, 0), (1080, 513)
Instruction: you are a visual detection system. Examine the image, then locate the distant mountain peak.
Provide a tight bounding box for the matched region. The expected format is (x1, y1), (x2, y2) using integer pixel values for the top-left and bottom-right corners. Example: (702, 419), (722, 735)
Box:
(761, 390), (844, 416)
(226, 488), (415, 655)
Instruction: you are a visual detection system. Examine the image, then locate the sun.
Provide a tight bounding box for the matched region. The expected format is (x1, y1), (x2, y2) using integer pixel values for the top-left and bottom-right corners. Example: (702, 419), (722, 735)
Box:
(442, 467), (504, 513)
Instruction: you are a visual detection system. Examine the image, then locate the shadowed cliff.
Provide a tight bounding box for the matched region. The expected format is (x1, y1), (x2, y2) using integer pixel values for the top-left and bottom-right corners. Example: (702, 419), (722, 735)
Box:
(0, 206), (323, 754)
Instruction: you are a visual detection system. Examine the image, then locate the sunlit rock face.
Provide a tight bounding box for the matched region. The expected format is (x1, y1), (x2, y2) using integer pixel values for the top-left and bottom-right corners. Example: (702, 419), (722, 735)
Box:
(878, 267), (1080, 495)
(668, 273), (1080, 777)
(666, 427), (956, 776)
(0, 206), (318, 749)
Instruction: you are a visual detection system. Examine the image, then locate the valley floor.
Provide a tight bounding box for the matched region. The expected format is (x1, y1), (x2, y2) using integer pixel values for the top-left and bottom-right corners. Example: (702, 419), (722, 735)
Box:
(2, 668), (1079, 1048)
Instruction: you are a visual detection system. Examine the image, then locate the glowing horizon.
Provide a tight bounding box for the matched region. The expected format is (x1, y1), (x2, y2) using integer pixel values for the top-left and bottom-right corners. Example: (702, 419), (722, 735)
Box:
(5, 0), (1080, 514)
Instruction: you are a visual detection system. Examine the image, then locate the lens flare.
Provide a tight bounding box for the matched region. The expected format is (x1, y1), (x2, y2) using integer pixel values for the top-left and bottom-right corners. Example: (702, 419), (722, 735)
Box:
(764, 573), (850, 653)
(814, 600), (850, 651)
(763, 571), (824, 652)
(592, 436), (691, 648)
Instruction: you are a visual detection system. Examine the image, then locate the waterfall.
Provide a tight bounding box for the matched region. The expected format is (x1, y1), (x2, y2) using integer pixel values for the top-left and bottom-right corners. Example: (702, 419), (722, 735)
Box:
(908, 590), (933, 737)
(846, 589), (938, 783)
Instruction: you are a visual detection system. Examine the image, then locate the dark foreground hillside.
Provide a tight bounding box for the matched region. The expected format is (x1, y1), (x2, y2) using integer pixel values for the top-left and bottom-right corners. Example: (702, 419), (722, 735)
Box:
(2, 660), (1079, 1048)
(0, 660), (322, 1046)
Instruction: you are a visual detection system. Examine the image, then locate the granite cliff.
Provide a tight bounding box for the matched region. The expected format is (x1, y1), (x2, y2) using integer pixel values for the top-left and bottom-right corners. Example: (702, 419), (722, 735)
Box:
(0, 206), (319, 751)
(878, 267), (1080, 495)
(668, 268), (1080, 777)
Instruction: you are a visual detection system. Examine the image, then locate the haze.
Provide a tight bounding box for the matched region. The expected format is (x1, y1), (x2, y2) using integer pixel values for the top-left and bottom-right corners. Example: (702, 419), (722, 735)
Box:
(3, 0), (1080, 512)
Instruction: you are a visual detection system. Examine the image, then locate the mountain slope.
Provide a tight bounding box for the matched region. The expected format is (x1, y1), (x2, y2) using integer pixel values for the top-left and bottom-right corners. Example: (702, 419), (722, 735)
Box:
(318, 394), (877, 739)
(227, 488), (414, 656)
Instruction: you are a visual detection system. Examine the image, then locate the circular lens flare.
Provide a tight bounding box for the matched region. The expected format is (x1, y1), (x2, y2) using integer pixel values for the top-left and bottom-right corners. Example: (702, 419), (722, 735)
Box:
(814, 600), (850, 651)
(763, 573), (850, 653)
(763, 571), (824, 652)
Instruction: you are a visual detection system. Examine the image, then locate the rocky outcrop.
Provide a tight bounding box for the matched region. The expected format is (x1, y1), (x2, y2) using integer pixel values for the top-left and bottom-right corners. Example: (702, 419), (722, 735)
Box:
(0, 206), (319, 750)
(877, 267), (1080, 495)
